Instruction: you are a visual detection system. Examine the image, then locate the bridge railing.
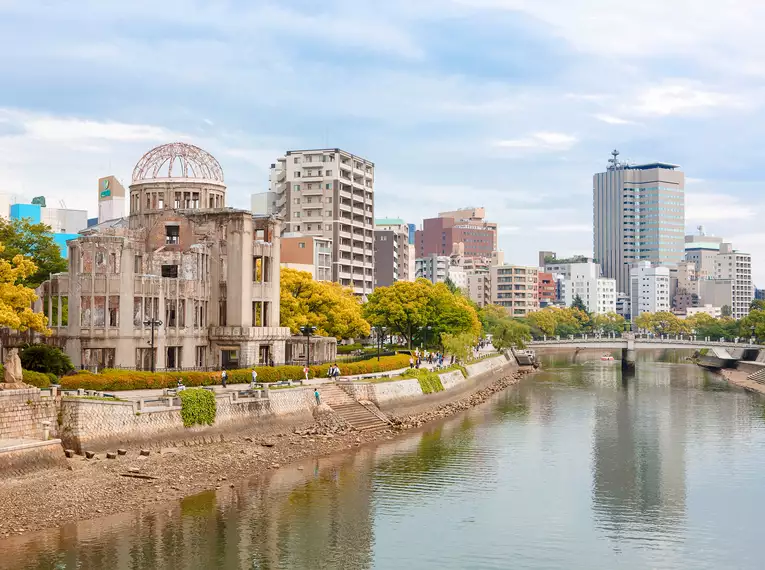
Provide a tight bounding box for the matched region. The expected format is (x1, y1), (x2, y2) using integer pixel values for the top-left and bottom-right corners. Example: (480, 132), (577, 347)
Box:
(528, 333), (762, 348)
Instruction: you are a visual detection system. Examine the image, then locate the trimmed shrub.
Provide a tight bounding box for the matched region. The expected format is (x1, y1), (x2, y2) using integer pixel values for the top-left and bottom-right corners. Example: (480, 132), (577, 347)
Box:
(20, 345), (74, 377)
(58, 354), (413, 391)
(178, 389), (216, 427)
(21, 370), (52, 389)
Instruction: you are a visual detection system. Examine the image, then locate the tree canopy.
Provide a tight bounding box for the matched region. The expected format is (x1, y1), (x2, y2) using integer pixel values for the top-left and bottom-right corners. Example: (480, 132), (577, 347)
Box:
(0, 218), (67, 288)
(0, 246), (49, 333)
(490, 319), (531, 350)
(280, 268), (370, 339)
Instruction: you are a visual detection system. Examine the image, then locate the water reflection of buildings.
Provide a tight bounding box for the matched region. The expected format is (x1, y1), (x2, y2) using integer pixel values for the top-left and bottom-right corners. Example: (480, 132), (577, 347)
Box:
(591, 361), (687, 542)
(1, 412), (484, 570)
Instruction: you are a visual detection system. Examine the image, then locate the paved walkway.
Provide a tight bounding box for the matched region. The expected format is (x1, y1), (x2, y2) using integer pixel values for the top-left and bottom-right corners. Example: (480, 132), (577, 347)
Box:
(77, 350), (498, 402)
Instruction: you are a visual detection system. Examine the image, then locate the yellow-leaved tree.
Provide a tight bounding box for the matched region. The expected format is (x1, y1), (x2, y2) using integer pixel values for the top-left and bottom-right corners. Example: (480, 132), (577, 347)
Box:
(280, 268), (370, 339)
(0, 246), (48, 333)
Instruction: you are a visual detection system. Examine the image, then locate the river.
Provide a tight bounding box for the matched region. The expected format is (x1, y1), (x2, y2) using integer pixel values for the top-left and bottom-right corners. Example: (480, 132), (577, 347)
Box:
(3, 353), (765, 569)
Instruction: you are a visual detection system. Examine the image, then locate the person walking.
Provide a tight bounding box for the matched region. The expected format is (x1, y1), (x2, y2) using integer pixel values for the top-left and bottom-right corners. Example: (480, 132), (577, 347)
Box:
(250, 369), (258, 390)
(303, 365), (310, 381)
(332, 363), (341, 379)
(314, 388), (321, 405)
(409, 357), (414, 369)
(221, 369), (228, 388)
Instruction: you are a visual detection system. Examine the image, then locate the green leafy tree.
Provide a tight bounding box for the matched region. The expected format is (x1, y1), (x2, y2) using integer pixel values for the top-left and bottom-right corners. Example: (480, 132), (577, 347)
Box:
(590, 312), (626, 334)
(478, 304), (509, 332)
(527, 309), (557, 336)
(491, 318), (531, 350)
(570, 294), (588, 313)
(0, 218), (67, 288)
(363, 280), (433, 349)
(441, 331), (477, 361)
(750, 299), (765, 312)
(739, 310), (765, 342)
(721, 305), (732, 318)
(428, 282), (481, 345)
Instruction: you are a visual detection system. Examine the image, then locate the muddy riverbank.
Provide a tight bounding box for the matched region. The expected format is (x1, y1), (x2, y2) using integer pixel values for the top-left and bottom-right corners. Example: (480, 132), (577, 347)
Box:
(0, 367), (533, 538)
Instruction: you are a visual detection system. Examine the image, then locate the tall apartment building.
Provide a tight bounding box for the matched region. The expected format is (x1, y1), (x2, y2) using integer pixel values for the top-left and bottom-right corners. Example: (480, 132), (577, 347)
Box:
(594, 150), (685, 295)
(374, 218), (412, 287)
(266, 149), (374, 296)
(714, 243), (753, 319)
(415, 207), (498, 258)
(562, 263), (617, 315)
(490, 265), (539, 317)
(629, 262), (671, 319)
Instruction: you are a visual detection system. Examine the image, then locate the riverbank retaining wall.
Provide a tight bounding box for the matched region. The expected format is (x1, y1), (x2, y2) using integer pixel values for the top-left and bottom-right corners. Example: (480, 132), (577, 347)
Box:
(0, 388), (59, 441)
(60, 388), (318, 453)
(11, 354), (517, 456)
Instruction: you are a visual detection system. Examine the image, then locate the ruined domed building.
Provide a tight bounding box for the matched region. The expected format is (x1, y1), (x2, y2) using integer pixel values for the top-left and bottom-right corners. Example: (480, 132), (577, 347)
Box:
(37, 142), (291, 370)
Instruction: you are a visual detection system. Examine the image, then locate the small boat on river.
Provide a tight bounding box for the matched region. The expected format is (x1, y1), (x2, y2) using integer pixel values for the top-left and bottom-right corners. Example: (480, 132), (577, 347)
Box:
(600, 353), (614, 361)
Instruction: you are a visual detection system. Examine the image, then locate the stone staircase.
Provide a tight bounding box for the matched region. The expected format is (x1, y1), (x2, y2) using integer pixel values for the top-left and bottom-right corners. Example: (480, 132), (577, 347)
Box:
(746, 368), (765, 384)
(319, 384), (390, 432)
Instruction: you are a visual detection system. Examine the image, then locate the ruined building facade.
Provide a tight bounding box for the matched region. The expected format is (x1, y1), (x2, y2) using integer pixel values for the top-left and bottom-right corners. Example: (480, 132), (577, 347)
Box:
(37, 142), (291, 370)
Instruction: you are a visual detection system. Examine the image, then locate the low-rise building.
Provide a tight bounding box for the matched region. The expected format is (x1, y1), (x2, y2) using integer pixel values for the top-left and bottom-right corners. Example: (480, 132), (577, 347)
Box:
(416, 254), (450, 284)
(281, 234), (332, 281)
(684, 305), (722, 319)
(7, 200), (88, 258)
(562, 263), (616, 314)
(466, 269), (491, 307)
(538, 272), (556, 308)
(490, 265), (539, 317)
(629, 262), (671, 318)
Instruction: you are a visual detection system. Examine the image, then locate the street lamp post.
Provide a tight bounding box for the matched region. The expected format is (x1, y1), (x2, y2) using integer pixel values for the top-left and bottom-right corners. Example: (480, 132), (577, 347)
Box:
(374, 325), (387, 361)
(751, 325), (756, 344)
(300, 325), (317, 367)
(143, 318), (163, 372)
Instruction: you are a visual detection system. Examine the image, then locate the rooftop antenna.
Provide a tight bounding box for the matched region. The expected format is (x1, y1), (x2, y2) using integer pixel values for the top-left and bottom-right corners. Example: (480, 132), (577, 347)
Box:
(697, 225), (705, 236)
(608, 149), (620, 170)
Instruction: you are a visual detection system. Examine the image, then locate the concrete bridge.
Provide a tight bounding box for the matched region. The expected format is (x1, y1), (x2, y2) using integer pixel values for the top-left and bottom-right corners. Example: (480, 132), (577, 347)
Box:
(527, 334), (764, 370)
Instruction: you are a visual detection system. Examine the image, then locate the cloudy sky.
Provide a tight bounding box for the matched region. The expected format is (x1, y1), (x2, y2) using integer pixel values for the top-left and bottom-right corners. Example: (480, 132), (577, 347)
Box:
(1, 1), (764, 283)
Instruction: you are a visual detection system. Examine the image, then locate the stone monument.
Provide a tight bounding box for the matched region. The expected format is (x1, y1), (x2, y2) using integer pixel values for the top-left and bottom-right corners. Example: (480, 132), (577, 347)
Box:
(1, 348), (28, 390)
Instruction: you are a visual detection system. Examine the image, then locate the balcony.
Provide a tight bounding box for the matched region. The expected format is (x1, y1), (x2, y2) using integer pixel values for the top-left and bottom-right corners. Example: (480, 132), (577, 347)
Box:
(301, 170), (323, 180)
(302, 203), (323, 210)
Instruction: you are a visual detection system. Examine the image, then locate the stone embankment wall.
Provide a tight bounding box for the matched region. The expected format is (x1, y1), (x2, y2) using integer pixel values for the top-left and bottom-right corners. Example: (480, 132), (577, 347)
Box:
(60, 388), (318, 453)
(47, 354), (517, 453)
(344, 354), (511, 408)
(0, 388), (59, 441)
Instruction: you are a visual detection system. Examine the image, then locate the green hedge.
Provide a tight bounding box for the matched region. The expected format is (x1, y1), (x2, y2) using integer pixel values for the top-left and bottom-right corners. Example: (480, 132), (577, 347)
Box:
(178, 389), (216, 427)
(0, 365), (53, 389)
(58, 354), (412, 391)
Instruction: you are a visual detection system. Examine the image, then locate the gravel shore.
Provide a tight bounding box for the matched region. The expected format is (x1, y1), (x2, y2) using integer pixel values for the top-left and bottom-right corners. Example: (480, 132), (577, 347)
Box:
(0, 367), (532, 538)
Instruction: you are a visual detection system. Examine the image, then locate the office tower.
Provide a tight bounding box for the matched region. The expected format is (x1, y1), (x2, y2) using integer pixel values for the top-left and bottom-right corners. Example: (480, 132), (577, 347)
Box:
(593, 150), (685, 294)
(268, 149), (375, 296)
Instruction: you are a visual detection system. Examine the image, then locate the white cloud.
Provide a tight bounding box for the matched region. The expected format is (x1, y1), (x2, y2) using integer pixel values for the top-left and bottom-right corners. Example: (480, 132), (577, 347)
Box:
(494, 132), (577, 151)
(628, 83), (745, 117)
(686, 192), (756, 221)
(594, 114), (636, 126)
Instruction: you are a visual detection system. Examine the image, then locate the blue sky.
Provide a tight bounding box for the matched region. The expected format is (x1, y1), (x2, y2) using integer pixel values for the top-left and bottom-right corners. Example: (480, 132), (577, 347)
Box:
(1, 0), (765, 283)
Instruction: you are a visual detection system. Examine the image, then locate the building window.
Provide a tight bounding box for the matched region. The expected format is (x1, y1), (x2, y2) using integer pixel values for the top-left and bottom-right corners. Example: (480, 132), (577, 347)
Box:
(294, 212), (300, 218)
(166, 346), (181, 369)
(294, 185), (300, 191)
(298, 242), (306, 249)
(294, 157), (300, 164)
(134, 255), (142, 274)
(326, 184), (331, 190)
(195, 346), (206, 368)
(166, 225), (180, 245)
(295, 172), (301, 178)
(326, 170), (332, 176)
(161, 264), (178, 278)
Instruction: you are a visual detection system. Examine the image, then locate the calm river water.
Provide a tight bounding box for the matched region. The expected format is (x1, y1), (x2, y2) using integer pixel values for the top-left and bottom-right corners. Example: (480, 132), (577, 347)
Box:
(3, 352), (765, 570)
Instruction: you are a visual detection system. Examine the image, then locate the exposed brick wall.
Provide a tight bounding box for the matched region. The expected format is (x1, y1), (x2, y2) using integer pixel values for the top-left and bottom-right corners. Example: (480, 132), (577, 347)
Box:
(0, 389), (60, 441)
